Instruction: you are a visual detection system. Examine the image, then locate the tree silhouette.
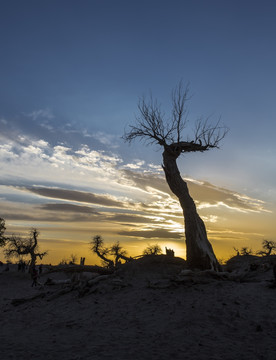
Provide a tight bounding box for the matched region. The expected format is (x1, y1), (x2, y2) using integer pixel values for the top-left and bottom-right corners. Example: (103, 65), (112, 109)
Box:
(90, 235), (115, 268)
(123, 82), (228, 270)
(4, 228), (47, 268)
(110, 241), (132, 266)
(90, 236), (132, 267)
(240, 247), (252, 256)
(0, 217), (6, 247)
(257, 240), (276, 256)
(69, 253), (78, 265)
(143, 244), (162, 256)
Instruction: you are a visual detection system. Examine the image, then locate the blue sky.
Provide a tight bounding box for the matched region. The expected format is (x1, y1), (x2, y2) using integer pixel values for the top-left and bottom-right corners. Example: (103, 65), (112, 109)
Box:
(0, 0), (276, 264)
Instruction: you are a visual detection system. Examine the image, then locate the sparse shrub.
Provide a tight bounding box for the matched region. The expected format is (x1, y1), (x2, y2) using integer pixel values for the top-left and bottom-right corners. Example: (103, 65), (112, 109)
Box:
(58, 258), (68, 266)
(240, 247), (252, 256)
(143, 244), (162, 256)
(69, 253), (78, 265)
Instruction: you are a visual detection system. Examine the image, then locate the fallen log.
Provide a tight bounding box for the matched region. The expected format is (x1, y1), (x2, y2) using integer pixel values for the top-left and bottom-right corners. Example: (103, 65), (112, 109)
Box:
(11, 292), (46, 306)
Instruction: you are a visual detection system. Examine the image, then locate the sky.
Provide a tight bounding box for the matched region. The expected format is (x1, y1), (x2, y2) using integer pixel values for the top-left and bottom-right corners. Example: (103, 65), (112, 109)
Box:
(1, 0), (276, 264)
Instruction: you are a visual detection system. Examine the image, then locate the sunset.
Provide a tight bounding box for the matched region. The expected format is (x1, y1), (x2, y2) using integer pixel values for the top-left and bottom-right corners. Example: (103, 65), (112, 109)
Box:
(1, 1), (276, 359)
(1, 1), (275, 265)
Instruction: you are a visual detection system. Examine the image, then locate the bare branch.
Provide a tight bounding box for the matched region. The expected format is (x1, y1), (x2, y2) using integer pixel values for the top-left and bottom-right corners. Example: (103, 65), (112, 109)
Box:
(123, 81), (228, 155)
(194, 117), (229, 149)
(171, 81), (190, 143)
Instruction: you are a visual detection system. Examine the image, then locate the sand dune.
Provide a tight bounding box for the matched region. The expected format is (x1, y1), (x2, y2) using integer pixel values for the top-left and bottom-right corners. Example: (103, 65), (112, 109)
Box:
(1, 256), (276, 360)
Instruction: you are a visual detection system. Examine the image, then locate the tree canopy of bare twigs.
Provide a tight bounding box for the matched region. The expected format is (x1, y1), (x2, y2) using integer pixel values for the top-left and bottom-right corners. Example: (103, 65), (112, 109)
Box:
(4, 228), (47, 268)
(142, 244), (163, 256)
(123, 81), (228, 152)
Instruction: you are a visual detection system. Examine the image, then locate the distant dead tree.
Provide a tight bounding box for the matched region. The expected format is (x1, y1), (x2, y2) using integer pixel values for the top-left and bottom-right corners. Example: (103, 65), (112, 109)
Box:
(257, 240), (276, 257)
(143, 244), (162, 256)
(0, 217), (6, 247)
(4, 228), (47, 268)
(69, 254), (78, 265)
(90, 235), (131, 268)
(123, 82), (228, 270)
(90, 235), (114, 268)
(110, 241), (132, 266)
(240, 247), (252, 256)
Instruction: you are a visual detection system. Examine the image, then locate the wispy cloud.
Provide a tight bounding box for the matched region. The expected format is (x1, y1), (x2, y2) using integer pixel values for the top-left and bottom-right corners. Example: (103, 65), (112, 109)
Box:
(40, 203), (100, 214)
(26, 108), (55, 121)
(24, 187), (128, 209)
(122, 160), (145, 169)
(118, 228), (182, 239)
(90, 131), (120, 148)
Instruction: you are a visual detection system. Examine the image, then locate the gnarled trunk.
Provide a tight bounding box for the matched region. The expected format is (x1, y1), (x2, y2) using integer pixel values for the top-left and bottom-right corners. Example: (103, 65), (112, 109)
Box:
(162, 149), (221, 271)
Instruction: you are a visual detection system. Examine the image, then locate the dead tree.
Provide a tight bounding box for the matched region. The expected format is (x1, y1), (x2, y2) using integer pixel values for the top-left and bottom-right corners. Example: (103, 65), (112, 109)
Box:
(257, 240), (276, 256)
(0, 217), (6, 247)
(4, 228), (47, 268)
(123, 82), (228, 271)
(143, 244), (162, 256)
(90, 236), (132, 267)
(90, 235), (115, 268)
(110, 241), (132, 266)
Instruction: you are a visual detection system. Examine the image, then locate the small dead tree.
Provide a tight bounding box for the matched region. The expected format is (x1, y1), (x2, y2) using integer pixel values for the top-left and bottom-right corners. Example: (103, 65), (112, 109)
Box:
(110, 241), (132, 266)
(240, 247), (252, 256)
(4, 228), (47, 268)
(123, 82), (228, 270)
(257, 240), (276, 257)
(69, 254), (78, 265)
(143, 244), (162, 256)
(0, 217), (6, 247)
(90, 235), (115, 268)
(90, 236), (131, 267)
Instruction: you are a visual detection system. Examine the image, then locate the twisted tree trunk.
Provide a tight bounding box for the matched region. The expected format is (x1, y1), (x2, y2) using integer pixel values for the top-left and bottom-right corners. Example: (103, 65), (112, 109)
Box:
(162, 149), (221, 271)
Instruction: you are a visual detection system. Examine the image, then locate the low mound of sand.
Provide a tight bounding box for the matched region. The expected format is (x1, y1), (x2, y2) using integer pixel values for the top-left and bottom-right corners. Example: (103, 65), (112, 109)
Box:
(1, 256), (276, 360)
(116, 255), (187, 283)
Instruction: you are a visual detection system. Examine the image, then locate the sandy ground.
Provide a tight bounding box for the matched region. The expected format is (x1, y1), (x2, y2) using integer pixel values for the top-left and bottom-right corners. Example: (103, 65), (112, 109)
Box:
(1, 257), (276, 360)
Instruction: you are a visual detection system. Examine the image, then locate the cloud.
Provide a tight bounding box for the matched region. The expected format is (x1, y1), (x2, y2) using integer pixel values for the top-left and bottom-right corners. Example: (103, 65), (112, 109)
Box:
(26, 108), (55, 121)
(0, 143), (19, 160)
(122, 160), (145, 169)
(3, 212), (98, 223)
(118, 228), (182, 239)
(40, 203), (100, 214)
(90, 131), (120, 148)
(0, 118), (8, 125)
(24, 187), (127, 208)
(107, 213), (162, 224)
(119, 169), (269, 214)
(188, 180), (268, 213)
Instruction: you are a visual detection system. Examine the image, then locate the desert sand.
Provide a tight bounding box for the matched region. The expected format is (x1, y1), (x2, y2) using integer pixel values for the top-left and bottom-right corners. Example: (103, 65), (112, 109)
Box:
(1, 255), (276, 360)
